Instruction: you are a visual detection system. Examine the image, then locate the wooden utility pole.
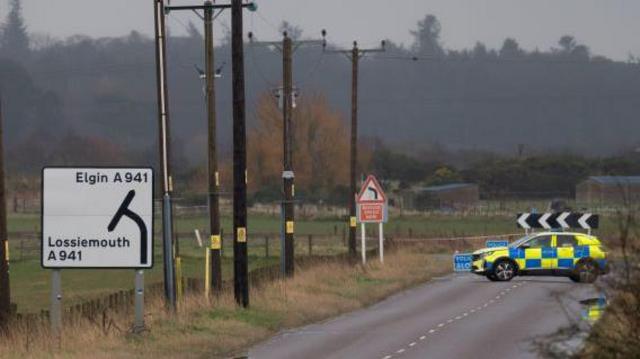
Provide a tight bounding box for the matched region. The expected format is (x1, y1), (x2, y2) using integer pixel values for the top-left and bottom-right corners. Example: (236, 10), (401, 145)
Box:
(231, 0), (249, 307)
(349, 43), (359, 260)
(204, 0), (222, 294)
(164, 0), (256, 307)
(322, 35), (385, 261)
(247, 31), (323, 277)
(0, 96), (10, 329)
(282, 33), (295, 276)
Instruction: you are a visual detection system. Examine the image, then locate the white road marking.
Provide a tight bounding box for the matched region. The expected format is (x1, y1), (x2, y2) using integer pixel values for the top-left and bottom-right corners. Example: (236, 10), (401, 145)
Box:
(389, 285), (517, 357)
(373, 277), (530, 359)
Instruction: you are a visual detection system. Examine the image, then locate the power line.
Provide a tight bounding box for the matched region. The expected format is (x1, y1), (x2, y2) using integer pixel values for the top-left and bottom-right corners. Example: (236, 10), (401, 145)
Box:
(254, 9), (280, 33)
(296, 49), (325, 87)
(372, 54), (635, 66)
(247, 44), (278, 87)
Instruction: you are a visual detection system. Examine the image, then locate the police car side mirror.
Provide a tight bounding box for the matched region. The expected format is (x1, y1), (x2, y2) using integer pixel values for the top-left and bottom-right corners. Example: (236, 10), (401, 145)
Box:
(520, 243), (531, 249)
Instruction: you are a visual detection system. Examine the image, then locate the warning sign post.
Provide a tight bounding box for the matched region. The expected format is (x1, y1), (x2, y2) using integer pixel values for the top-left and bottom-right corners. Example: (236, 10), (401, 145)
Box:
(356, 175), (388, 264)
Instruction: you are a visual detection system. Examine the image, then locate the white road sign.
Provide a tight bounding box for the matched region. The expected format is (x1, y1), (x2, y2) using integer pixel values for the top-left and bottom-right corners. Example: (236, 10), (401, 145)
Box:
(42, 167), (154, 268)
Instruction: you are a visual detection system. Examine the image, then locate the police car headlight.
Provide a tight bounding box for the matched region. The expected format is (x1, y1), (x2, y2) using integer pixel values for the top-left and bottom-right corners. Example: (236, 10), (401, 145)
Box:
(480, 252), (494, 259)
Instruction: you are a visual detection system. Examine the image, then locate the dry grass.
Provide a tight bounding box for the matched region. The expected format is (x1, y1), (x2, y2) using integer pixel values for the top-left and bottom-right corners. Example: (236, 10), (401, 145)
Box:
(0, 244), (449, 358)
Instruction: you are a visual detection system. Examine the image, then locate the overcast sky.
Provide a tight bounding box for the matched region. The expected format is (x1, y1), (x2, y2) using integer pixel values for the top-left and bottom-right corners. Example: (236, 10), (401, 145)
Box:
(6, 0), (640, 60)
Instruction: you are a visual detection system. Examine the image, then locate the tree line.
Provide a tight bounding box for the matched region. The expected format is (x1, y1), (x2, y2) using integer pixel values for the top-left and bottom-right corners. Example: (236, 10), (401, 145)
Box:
(1, 0), (640, 201)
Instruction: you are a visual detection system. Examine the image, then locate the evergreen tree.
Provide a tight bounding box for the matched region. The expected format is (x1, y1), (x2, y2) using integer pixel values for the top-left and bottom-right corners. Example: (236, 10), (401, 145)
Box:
(1, 0), (29, 59)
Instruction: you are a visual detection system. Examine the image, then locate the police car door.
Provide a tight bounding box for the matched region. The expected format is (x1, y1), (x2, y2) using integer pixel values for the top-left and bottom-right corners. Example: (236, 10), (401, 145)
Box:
(556, 234), (577, 269)
(523, 235), (552, 270)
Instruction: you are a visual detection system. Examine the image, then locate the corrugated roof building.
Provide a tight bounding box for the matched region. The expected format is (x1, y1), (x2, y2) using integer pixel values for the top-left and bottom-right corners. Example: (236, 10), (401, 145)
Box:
(576, 176), (640, 204)
(402, 183), (479, 210)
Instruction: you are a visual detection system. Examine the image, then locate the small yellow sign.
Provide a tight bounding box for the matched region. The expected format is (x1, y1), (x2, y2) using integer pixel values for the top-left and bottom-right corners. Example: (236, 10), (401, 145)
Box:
(215, 171), (220, 187)
(286, 221), (295, 234)
(237, 227), (247, 243)
(210, 235), (221, 249)
(350, 216), (357, 227)
(291, 184), (295, 197)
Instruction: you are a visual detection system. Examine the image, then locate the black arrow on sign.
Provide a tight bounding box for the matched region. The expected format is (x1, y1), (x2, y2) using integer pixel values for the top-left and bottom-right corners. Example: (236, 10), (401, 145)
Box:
(585, 214), (599, 229)
(108, 190), (148, 265)
(566, 213), (581, 228)
(367, 186), (379, 200)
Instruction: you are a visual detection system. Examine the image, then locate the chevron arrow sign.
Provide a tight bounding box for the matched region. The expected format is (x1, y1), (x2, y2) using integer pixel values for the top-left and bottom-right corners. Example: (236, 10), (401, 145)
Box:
(516, 212), (599, 230)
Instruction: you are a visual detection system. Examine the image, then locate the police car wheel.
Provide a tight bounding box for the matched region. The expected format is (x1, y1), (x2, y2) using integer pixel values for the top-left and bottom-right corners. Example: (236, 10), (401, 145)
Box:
(493, 259), (516, 281)
(486, 273), (499, 281)
(575, 260), (599, 283)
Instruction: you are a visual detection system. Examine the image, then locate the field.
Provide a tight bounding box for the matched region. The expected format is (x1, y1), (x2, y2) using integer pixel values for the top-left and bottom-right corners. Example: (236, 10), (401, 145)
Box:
(5, 207), (620, 314)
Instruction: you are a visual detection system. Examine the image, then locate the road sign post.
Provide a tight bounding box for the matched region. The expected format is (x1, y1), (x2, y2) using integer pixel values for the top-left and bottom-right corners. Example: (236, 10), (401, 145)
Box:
(133, 269), (145, 333)
(42, 167), (154, 332)
(360, 226), (366, 264)
(50, 269), (62, 334)
(379, 222), (384, 263)
(356, 175), (388, 264)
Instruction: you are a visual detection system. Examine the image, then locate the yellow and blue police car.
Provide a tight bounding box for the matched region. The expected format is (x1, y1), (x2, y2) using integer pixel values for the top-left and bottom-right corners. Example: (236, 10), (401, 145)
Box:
(471, 232), (607, 283)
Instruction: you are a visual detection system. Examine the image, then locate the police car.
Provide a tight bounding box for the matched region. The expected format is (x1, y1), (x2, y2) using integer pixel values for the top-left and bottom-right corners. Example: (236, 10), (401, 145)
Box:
(471, 232), (607, 283)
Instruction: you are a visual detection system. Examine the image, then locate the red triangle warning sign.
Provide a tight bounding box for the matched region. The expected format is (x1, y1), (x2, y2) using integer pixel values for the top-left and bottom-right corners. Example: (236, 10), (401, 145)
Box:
(357, 175), (386, 204)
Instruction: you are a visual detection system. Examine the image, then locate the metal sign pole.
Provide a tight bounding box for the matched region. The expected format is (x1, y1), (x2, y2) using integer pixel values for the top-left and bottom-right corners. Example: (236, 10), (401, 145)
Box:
(50, 269), (62, 334)
(379, 222), (384, 264)
(133, 269), (145, 333)
(361, 222), (366, 264)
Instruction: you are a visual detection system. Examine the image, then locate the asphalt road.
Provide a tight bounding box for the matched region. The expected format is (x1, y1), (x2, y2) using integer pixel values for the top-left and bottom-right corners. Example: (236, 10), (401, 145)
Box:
(248, 273), (600, 359)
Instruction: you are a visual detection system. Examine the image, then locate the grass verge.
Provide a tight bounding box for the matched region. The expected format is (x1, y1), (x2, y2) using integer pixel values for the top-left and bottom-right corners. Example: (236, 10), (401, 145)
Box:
(0, 243), (450, 358)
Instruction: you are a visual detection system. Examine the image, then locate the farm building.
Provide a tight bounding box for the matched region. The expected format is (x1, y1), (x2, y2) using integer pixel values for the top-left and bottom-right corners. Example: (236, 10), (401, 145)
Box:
(401, 183), (480, 210)
(576, 176), (640, 204)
